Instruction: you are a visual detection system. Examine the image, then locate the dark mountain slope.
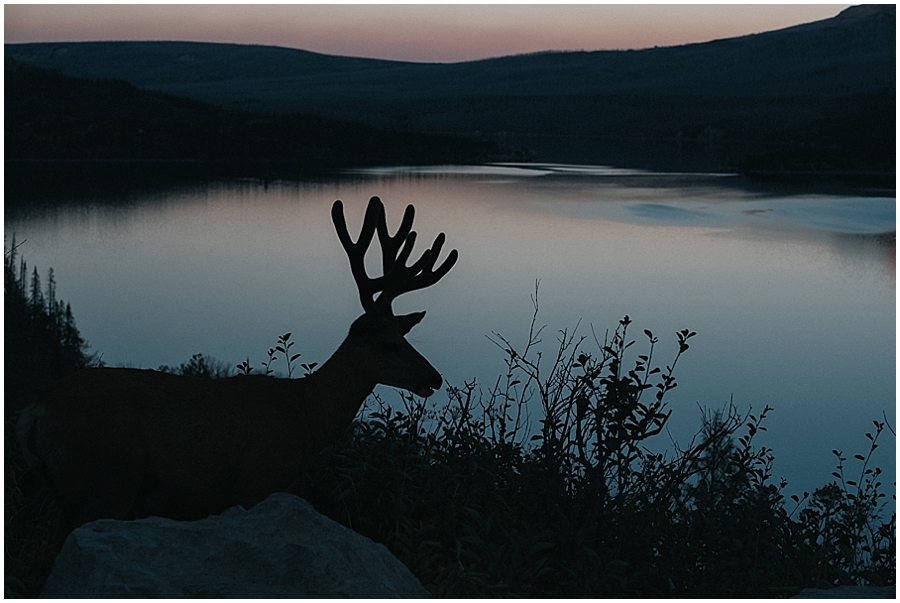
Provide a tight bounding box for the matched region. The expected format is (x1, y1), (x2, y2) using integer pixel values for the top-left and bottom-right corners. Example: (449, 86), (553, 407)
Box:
(6, 41), (402, 88)
(6, 5), (892, 105)
(4, 58), (517, 172)
(5, 5), (894, 173)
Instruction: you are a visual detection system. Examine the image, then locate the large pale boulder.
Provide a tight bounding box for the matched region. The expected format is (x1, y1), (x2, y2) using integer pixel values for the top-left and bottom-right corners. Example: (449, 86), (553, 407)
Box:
(792, 585), (895, 599)
(40, 493), (429, 598)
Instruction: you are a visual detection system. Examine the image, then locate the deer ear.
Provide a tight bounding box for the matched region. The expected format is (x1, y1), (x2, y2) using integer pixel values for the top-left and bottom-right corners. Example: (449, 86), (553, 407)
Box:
(396, 311), (425, 335)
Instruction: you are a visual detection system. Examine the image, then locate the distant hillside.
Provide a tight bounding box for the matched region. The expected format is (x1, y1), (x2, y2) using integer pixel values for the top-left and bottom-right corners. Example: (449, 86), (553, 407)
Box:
(4, 59), (520, 173)
(7, 6), (893, 100)
(5, 4), (895, 174)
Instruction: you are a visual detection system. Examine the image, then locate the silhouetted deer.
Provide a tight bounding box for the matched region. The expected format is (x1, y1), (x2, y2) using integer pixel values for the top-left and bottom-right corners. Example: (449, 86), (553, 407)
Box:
(17, 196), (457, 538)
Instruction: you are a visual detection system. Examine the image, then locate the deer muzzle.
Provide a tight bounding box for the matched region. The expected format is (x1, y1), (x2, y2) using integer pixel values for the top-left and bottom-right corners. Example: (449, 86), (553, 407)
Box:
(412, 366), (443, 398)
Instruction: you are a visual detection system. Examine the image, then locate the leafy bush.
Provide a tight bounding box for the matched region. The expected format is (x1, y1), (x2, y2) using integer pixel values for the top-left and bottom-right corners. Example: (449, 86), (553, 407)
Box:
(296, 298), (895, 597)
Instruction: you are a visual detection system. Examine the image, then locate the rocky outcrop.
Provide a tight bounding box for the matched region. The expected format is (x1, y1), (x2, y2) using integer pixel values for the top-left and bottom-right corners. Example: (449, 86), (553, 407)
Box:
(792, 585), (895, 599)
(40, 493), (428, 598)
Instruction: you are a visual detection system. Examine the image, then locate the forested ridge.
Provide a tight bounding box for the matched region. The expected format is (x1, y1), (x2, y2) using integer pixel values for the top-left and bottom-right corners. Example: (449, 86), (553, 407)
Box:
(4, 59), (523, 174)
(6, 5), (894, 175)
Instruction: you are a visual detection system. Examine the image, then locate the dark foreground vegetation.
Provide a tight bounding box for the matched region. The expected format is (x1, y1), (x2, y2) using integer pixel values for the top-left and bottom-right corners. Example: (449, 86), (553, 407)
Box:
(5, 241), (97, 597)
(5, 256), (895, 597)
(294, 306), (894, 597)
(3, 237), (95, 413)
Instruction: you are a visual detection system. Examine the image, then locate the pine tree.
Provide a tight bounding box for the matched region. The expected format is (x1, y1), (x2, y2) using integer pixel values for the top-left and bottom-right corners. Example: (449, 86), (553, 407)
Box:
(4, 239), (95, 414)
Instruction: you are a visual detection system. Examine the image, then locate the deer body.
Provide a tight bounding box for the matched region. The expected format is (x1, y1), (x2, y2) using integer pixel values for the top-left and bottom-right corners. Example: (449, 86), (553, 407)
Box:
(17, 197), (456, 536)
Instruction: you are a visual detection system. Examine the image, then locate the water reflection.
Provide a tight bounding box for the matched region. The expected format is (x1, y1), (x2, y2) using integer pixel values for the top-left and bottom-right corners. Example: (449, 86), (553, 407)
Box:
(5, 165), (895, 501)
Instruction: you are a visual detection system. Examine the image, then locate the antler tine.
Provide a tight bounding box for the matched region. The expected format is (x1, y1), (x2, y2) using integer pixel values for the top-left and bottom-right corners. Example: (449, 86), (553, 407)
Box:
(331, 198), (384, 312)
(420, 235), (459, 287)
(376, 231), (459, 311)
(376, 203), (416, 275)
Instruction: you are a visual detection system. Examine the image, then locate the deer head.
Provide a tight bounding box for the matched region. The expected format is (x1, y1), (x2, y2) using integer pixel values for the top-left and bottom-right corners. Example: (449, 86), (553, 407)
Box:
(331, 196), (458, 397)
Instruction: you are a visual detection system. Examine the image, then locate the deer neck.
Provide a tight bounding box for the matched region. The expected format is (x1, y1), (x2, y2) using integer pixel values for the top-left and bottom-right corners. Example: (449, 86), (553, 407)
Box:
(296, 336), (376, 450)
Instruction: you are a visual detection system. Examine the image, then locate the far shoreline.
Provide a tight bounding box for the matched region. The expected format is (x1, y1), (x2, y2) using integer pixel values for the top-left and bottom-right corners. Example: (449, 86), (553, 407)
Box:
(4, 159), (895, 212)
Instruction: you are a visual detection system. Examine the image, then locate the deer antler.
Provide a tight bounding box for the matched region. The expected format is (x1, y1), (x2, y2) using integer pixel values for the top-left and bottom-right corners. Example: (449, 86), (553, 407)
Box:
(332, 196), (458, 314)
(332, 196), (381, 311)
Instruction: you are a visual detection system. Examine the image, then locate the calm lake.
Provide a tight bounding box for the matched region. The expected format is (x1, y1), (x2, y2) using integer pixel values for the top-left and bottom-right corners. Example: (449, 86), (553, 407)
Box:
(5, 163), (896, 500)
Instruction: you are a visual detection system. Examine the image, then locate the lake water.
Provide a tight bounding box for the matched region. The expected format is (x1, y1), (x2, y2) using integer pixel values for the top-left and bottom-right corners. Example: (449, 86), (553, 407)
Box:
(5, 163), (895, 501)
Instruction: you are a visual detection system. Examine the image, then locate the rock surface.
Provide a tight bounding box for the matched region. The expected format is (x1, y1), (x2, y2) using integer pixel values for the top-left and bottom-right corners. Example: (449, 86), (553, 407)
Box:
(792, 585), (895, 599)
(40, 493), (429, 598)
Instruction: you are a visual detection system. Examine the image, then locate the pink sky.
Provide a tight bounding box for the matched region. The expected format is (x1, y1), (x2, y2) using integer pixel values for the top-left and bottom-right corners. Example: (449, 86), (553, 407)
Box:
(5, 4), (851, 63)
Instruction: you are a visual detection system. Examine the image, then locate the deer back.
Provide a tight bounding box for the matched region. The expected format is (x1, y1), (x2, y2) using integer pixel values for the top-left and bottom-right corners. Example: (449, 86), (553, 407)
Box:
(20, 368), (322, 526)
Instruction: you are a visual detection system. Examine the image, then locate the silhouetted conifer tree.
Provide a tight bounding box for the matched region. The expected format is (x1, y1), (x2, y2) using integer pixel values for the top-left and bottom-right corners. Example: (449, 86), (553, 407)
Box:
(4, 237), (96, 414)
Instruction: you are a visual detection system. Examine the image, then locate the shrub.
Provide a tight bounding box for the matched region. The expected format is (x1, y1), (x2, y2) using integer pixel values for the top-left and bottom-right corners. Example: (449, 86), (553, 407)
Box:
(296, 296), (895, 597)
(158, 353), (233, 379)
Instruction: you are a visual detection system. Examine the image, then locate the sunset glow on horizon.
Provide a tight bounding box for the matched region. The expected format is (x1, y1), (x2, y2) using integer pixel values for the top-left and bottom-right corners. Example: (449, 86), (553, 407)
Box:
(5, 4), (851, 63)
